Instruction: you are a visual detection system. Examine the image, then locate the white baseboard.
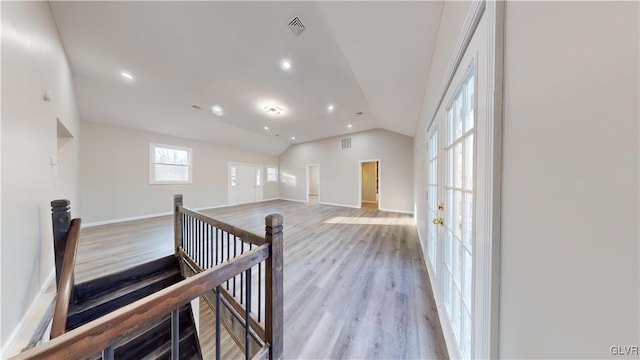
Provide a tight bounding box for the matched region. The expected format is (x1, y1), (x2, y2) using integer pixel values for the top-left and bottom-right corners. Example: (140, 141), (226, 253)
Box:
(378, 207), (414, 215)
(278, 198), (307, 203)
(319, 201), (360, 209)
(82, 211), (173, 228)
(82, 198), (284, 228)
(1, 269), (55, 358)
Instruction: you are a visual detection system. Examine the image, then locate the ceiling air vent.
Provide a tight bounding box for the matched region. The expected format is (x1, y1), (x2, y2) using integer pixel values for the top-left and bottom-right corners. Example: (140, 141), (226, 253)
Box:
(341, 137), (352, 151)
(288, 17), (305, 36)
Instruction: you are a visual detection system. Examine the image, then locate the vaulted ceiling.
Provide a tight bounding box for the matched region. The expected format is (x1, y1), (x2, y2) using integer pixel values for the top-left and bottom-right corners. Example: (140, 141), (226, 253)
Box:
(50, 1), (442, 156)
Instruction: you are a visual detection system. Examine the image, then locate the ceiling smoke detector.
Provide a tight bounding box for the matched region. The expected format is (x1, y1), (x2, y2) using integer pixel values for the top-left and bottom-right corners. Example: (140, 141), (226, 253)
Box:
(288, 17), (305, 36)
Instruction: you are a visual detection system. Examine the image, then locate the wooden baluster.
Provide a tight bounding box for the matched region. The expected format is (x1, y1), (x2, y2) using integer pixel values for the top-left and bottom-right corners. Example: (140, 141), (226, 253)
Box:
(174, 194), (183, 256)
(51, 199), (71, 288)
(245, 267), (252, 360)
(215, 228), (219, 266)
(215, 285), (221, 360)
(207, 224), (211, 269)
(201, 221), (205, 267)
(171, 308), (179, 360)
(102, 345), (114, 360)
(233, 235), (237, 297)
(240, 240), (244, 304)
(265, 214), (283, 360)
(258, 261), (262, 322)
(226, 232), (230, 290)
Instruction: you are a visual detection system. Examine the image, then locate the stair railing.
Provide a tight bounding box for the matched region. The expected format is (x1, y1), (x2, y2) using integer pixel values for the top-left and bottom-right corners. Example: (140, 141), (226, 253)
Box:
(50, 217), (82, 339)
(13, 196), (283, 360)
(173, 194), (283, 360)
(11, 233), (273, 360)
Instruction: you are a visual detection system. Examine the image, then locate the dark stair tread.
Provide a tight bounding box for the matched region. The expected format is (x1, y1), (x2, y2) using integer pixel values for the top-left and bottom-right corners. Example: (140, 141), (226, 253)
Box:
(114, 305), (195, 359)
(69, 268), (181, 315)
(73, 255), (179, 302)
(80, 306), (200, 360)
(66, 273), (183, 331)
(63, 256), (202, 359)
(139, 326), (199, 360)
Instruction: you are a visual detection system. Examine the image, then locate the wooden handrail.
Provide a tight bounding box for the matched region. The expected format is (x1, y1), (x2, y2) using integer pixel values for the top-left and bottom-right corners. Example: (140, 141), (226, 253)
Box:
(13, 244), (270, 360)
(179, 206), (266, 246)
(50, 218), (81, 339)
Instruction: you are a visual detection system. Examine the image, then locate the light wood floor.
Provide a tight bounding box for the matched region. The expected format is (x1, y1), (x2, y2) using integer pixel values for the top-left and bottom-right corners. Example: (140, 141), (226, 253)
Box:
(77, 200), (448, 359)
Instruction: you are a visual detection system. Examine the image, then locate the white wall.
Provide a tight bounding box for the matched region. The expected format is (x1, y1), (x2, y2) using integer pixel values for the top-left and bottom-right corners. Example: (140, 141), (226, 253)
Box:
(1, 1), (81, 352)
(308, 165), (319, 195)
(280, 128), (413, 213)
(414, 1), (472, 250)
(412, 1), (474, 357)
(80, 121), (279, 224)
(500, 2), (639, 358)
(361, 161), (376, 203)
(414, 1), (639, 358)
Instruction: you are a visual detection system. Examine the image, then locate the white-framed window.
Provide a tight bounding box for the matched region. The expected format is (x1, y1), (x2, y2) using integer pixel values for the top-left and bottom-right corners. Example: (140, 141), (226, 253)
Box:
(266, 166), (278, 182)
(149, 143), (192, 184)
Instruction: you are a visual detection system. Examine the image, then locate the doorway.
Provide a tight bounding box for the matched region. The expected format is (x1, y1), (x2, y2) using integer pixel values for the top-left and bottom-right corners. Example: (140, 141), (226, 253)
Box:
(423, 4), (502, 358)
(228, 163), (263, 205)
(360, 160), (379, 210)
(306, 164), (320, 204)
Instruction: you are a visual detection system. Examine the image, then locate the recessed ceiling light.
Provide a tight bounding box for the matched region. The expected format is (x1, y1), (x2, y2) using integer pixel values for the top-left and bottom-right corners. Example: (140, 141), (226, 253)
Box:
(291, 136), (296, 140)
(280, 59), (291, 71)
(211, 105), (224, 116)
(327, 104), (335, 112)
(120, 72), (133, 80)
(347, 124), (353, 128)
(264, 126), (269, 130)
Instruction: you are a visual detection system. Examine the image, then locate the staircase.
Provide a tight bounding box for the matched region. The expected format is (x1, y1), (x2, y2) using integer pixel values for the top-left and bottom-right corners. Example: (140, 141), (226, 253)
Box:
(66, 255), (202, 359)
(15, 196), (282, 360)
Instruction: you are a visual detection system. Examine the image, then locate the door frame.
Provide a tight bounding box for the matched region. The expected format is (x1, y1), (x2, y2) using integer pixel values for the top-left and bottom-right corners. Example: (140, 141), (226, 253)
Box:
(423, 1), (504, 359)
(305, 164), (320, 203)
(358, 159), (381, 209)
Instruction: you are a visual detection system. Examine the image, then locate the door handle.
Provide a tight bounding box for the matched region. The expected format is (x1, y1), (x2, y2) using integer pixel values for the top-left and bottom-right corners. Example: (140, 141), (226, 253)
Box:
(433, 218), (444, 226)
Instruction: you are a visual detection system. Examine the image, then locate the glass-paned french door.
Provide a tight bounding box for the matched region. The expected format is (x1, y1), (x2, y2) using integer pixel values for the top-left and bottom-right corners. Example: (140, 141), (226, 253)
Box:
(426, 130), (439, 273)
(426, 68), (476, 359)
(444, 71), (474, 358)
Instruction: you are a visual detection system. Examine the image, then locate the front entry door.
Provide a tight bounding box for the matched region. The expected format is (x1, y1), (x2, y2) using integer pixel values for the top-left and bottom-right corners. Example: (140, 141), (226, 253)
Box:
(228, 163), (263, 205)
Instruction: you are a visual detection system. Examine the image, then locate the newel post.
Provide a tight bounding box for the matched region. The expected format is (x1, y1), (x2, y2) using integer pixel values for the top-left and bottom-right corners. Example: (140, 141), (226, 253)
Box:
(51, 199), (71, 288)
(174, 194), (183, 256)
(265, 213), (283, 360)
